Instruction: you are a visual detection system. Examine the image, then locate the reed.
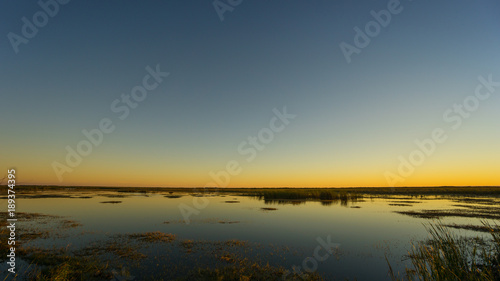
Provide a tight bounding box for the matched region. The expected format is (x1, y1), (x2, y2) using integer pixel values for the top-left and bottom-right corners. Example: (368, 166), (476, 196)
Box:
(388, 221), (500, 281)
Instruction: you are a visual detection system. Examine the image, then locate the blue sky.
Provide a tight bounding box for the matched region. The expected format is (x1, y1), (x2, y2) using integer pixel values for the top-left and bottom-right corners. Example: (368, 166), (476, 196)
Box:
(1, 0), (499, 187)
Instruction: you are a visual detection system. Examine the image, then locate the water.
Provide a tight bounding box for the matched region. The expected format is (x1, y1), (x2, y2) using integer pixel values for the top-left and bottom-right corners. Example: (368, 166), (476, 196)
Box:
(2, 189), (496, 280)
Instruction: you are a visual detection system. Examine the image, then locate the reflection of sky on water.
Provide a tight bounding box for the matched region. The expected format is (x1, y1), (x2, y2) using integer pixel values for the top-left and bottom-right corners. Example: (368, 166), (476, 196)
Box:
(10, 192), (492, 280)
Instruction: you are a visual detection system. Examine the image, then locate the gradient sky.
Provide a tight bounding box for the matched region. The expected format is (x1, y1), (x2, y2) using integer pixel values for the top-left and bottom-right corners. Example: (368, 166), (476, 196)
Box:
(1, 0), (499, 187)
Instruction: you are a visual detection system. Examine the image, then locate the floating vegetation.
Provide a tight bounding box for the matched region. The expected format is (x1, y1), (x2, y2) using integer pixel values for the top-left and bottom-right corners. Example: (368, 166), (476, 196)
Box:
(264, 199), (306, 206)
(388, 203), (413, 207)
(101, 194), (127, 198)
(18, 246), (112, 280)
(81, 240), (147, 260)
(389, 200), (422, 204)
(222, 239), (247, 247)
(444, 223), (500, 233)
(261, 207), (278, 211)
(395, 209), (500, 219)
(164, 195), (183, 198)
(99, 201), (122, 204)
(452, 204), (500, 212)
(60, 219), (83, 228)
(180, 240), (194, 250)
(224, 200), (240, 203)
(128, 231), (176, 243)
(21, 194), (74, 199)
(452, 197), (500, 205)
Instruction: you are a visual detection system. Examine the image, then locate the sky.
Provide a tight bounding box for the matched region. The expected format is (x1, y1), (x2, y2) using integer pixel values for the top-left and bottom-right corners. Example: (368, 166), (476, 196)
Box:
(1, 0), (499, 188)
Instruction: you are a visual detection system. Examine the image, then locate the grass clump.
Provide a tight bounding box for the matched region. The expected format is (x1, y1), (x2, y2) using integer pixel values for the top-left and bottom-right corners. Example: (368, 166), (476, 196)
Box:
(60, 219), (83, 229)
(99, 200), (122, 204)
(388, 221), (500, 281)
(255, 190), (362, 207)
(178, 261), (324, 281)
(129, 231), (176, 243)
(396, 209), (500, 220)
(19, 246), (112, 280)
(80, 241), (147, 260)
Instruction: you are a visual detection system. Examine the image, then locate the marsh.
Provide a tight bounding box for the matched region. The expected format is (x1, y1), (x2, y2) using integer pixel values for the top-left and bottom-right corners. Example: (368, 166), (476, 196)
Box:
(1, 186), (499, 280)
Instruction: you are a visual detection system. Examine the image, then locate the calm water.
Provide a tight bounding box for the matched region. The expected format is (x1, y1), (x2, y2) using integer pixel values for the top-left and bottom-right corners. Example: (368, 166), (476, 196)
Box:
(3, 190), (495, 280)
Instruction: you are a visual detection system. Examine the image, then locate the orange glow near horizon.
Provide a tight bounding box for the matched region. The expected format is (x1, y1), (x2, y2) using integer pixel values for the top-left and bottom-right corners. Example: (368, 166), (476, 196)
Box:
(13, 161), (500, 188)
(6, 131), (499, 188)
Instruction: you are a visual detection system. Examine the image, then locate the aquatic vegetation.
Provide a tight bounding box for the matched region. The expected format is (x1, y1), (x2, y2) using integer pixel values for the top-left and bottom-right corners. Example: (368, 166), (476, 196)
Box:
(128, 231), (176, 243)
(81, 240), (147, 260)
(178, 262), (325, 281)
(221, 239), (247, 247)
(395, 209), (500, 219)
(165, 195), (183, 198)
(388, 221), (500, 281)
(18, 246), (113, 280)
(388, 203), (413, 207)
(254, 189), (363, 207)
(261, 207), (278, 211)
(444, 224), (500, 233)
(5, 186), (500, 280)
(99, 200), (122, 204)
(389, 200), (423, 204)
(180, 239), (194, 251)
(60, 219), (83, 229)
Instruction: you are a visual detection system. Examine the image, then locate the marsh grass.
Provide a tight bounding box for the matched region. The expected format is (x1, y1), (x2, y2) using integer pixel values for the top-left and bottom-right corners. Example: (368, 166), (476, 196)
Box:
(0, 212), (79, 261)
(255, 190), (362, 207)
(128, 231), (176, 243)
(396, 209), (500, 220)
(165, 194), (183, 198)
(11, 185), (500, 198)
(389, 203), (413, 207)
(388, 221), (500, 281)
(0, 212), (112, 281)
(60, 220), (83, 229)
(99, 200), (122, 204)
(175, 239), (323, 281)
(19, 246), (112, 280)
(80, 240), (147, 261)
(390, 200), (423, 204)
(445, 224), (500, 233)
(178, 262), (325, 281)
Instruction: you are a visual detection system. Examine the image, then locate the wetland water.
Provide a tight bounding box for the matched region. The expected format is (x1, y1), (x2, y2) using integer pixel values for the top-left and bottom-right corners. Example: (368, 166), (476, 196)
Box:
(1, 188), (499, 280)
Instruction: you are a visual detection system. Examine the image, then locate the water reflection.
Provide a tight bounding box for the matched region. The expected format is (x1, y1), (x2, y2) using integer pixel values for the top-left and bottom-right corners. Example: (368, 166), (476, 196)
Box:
(258, 191), (364, 207)
(1, 189), (497, 281)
